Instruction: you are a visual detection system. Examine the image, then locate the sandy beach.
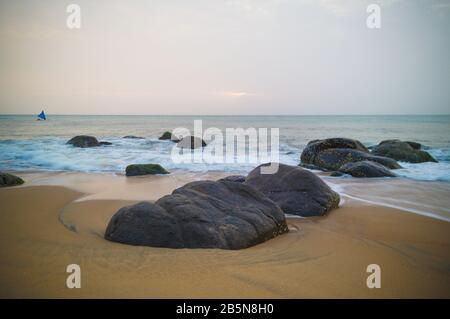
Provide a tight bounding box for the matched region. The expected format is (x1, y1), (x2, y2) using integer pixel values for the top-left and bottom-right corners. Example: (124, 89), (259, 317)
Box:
(1, 172), (449, 298)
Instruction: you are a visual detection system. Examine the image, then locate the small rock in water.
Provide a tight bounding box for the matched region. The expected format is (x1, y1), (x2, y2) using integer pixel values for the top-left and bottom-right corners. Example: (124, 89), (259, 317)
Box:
(0, 172), (24, 187)
(67, 135), (100, 148)
(123, 135), (144, 139)
(125, 164), (169, 176)
(158, 131), (180, 142)
(99, 141), (112, 146)
(176, 136), (207, 149)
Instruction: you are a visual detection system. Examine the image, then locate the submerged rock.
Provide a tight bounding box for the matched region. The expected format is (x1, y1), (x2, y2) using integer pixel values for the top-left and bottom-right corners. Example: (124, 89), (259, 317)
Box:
(67, 135), (100, 148)
(176, 136), (207, 149)
(123, 135), (144, 139)
(0, 172), (24, 187)
(372, 140), (437, 163)
(105, 180), (288, 249)
(245, 163), (340, 217)
(338, 161), (396, 178)
(99, 141), (112, 146)
(125, 164), (169, 176)
(158, 131), (180, 142)
(313, 148), (401, 171)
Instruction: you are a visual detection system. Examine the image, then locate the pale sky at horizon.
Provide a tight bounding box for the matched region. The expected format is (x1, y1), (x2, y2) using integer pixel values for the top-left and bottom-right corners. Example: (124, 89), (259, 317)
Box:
(0, 0), (449, 115)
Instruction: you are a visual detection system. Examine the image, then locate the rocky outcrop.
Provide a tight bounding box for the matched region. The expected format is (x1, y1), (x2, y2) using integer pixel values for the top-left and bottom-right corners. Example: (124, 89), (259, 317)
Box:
(313, 148), (402, 171)
(0, 172), (24, 187)
(245, 163), (340, 217)
(67, 135), (112, 147)
(301, 138), (369, 164)
(338, 161), (397, 178)
(105, 180), (288, 249)
(176, 136), (207, 149)
(372, 140), (437, 163)
(300, 137), (401, 171)
(125, 164), (169, 176)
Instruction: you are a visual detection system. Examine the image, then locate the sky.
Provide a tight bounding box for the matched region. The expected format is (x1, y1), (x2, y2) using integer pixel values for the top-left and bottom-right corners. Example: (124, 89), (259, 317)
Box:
(0, 0), (449, 115)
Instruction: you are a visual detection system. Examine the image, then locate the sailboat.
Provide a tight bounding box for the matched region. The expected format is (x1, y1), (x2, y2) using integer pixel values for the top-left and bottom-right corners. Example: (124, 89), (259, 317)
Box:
(37, 110), (46, 121)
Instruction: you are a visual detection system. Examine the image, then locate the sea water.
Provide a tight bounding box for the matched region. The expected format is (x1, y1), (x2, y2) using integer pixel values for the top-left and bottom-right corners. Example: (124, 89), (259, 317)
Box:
(0, 114), (449, 182)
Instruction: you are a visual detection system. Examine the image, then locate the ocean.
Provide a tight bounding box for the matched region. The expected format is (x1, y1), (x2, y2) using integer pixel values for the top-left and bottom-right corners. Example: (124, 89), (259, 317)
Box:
(1, 114), (449, 182)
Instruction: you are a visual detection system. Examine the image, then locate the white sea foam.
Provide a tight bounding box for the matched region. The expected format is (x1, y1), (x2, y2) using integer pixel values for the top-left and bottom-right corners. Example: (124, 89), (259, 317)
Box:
(1, 136), (450, 184)
(0, 137), (299, 174)
(340, 192), (450, 222)
(394, 161), (450, 183)
(329, 177), (450, 222)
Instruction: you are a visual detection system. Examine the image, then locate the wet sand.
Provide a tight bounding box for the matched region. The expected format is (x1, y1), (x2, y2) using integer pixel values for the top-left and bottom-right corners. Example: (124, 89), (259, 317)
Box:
(0, 173), (450, 298)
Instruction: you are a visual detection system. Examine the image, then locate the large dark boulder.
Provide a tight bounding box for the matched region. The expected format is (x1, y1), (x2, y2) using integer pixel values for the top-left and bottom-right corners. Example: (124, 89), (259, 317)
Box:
(176, 136), (207, 149)
(245, 163), (340, 217)
(338, 161), (396, 178)
(0, 172), (24, 187)
(372, 140), (437, 163)
(313, 148), (402, 171)
(67, 135), (100, 147)
(105, 180), (288, 249)
(301, 138), (369, 164)
(158, 131), (180, 142)
(125, 164), (169, 176)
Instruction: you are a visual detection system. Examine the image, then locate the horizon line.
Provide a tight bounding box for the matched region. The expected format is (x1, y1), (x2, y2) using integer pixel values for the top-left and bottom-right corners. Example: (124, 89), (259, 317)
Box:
(1, 113), (450, 117)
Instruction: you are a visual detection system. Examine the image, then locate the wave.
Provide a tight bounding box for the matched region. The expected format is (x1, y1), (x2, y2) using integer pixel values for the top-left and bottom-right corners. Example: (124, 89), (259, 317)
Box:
(1, 137), (449, 183)
(0, 137), (299, 174)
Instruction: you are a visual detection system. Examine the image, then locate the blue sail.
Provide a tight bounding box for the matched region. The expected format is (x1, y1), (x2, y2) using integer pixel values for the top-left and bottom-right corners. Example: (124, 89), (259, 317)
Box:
(37, 110), (46, 120)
